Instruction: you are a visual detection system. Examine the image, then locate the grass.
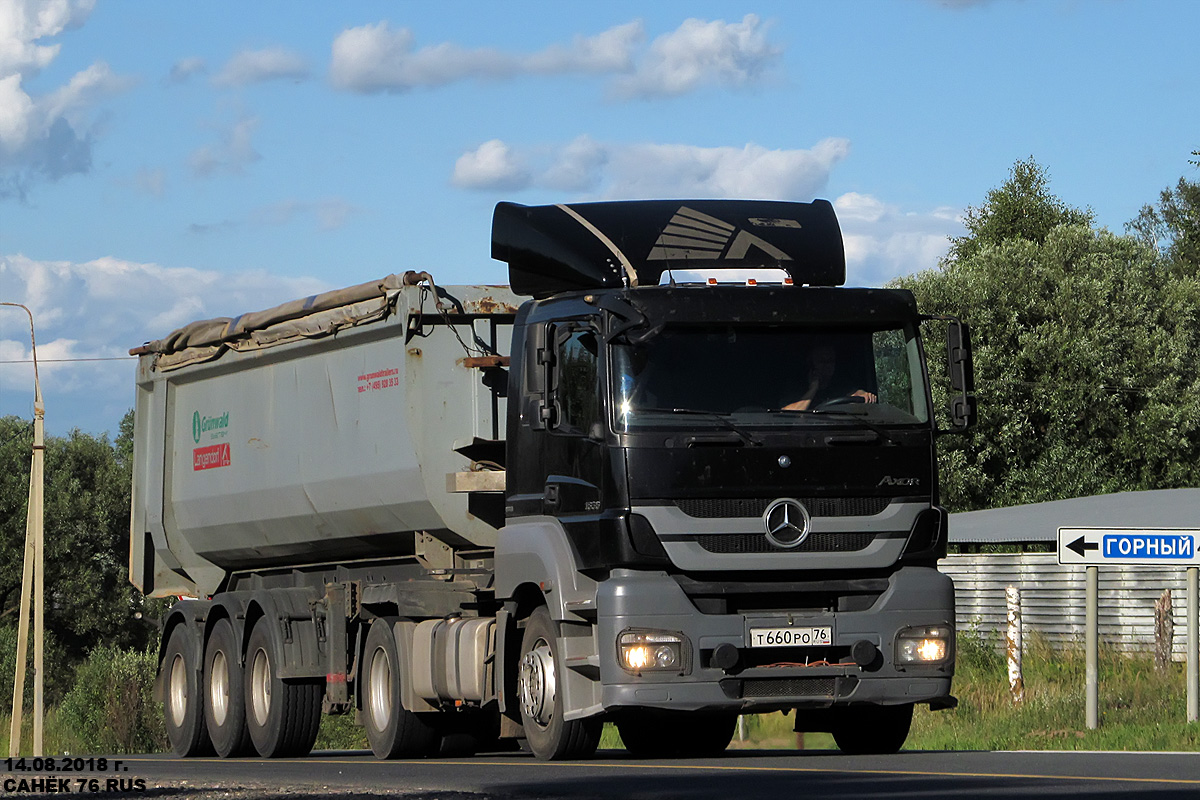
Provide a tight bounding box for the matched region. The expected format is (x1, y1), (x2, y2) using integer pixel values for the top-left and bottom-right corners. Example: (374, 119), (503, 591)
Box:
(906, 629), (1200, 751)
(0, 708), (88, 757)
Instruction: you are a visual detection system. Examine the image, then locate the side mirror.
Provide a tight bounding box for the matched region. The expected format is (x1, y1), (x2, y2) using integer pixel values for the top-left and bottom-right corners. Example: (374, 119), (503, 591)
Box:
(946, 320), (977, 430)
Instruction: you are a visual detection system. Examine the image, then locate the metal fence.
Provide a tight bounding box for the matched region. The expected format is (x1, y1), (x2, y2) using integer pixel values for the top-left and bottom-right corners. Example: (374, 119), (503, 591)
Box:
(940, 553), (1191, 658)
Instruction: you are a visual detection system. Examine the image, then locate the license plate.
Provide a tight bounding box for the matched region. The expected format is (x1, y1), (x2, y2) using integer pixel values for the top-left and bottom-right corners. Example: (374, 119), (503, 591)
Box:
(749, 626), (832, 648)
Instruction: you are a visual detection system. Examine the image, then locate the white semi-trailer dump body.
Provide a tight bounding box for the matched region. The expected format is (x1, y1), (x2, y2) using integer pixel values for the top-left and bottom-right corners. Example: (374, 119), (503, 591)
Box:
(131, 276), (519, 598)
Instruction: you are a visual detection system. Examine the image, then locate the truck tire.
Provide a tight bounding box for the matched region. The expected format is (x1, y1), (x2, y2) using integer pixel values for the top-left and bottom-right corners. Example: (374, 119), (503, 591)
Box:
(831, 703), (913, 755)
(203, 618), (253, 757)
(244, 621), (322, 757)
(362, 619), (438, 759)
(162, 624), (214, 757)
(617, 712), (737, 758)
(516, 606), (601, 761)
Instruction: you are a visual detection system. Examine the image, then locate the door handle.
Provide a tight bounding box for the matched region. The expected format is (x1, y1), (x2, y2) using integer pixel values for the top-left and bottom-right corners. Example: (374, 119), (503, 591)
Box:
(543, 484), (560, 512)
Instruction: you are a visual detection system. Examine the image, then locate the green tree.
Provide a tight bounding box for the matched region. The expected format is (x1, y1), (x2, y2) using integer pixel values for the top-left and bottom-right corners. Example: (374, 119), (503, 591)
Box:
(896, 160), (1200, 512)
(0, 410), (153, 683)
(1128, 166), (1200, 275)
(949, 157), (1094, 262)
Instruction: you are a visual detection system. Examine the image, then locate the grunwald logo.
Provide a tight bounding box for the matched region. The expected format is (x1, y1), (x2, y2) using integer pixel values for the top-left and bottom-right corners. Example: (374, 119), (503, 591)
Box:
(192, 410), (230, 443)
(646, 206), (795, 263)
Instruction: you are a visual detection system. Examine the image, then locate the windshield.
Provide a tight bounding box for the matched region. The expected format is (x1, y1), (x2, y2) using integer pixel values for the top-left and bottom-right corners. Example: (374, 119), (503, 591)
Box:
(612, 325), (928, 431)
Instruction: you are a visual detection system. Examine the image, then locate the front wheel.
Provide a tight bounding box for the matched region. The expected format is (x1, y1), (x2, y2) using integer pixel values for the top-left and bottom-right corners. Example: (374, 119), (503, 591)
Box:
(516, 607), (601, 761)
(244, 621), (322, 757)
(831, 704), (913, 755)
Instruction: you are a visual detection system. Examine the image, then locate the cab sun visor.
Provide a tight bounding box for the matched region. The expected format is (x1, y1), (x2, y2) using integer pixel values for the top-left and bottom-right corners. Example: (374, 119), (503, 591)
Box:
(491, 199), (846, 298)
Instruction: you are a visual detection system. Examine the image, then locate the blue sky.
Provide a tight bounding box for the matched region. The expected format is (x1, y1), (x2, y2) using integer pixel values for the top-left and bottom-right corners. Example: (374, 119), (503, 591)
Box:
(1, 0), (1198, 436)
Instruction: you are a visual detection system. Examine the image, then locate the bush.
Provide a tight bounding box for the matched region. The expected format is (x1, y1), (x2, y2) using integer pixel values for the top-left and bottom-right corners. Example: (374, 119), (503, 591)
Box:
(0, 625), (74, 706)
(956, 621), (1004, 673)
(58, 646), (165, 754)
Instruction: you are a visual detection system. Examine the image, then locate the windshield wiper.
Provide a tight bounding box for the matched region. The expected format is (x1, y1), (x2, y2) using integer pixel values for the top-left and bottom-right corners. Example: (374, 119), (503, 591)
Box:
(634, 406), (763, 447)
(772, 407), (896, 444)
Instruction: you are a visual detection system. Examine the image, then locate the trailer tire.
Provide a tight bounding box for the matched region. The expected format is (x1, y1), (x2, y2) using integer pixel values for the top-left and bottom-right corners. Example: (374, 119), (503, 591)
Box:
(516, 607), (601, 761)
(617, 712), (736, 758)
(203, 618), (253, 757)
(362, 619), (438, 759)
(831, 703), (913, 755)
(244, 621), (322, 758)
(162, 625), (214, 757)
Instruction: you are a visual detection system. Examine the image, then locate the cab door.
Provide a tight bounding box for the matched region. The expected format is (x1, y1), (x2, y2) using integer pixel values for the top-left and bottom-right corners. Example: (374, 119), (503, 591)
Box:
(542, 324), (605, 519)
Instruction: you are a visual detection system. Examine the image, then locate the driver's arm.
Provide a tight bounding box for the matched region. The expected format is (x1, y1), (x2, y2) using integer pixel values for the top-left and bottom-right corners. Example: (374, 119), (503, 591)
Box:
(782, 378), (821, 411)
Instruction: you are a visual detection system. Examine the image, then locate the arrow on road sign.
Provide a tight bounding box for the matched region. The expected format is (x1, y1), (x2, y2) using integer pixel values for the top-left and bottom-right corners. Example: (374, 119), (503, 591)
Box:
(1067, 535), (1098, 558)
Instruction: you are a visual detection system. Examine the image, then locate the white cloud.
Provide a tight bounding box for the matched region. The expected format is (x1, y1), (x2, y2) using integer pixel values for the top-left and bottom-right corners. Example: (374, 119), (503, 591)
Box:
(539, 135), (608, 192)
(452, 139), (529, 190)
(168, 56), (206, 84)
(134, 166), (165, 197)
(0, 0), (129, 198)
(0, 253), (328, 432)
(189, 114), (261, 178)
(833, 192), (964, 285)
(214, 47), (309, 87)
(189, 197), (359, 234)
(0, 0), (93, 77)
(249, 198), (358, 231)
(451, 136), (850, 200)
(329, 17), (777, 98)
(611, 15), (778, 99)
(521, 22), (643, 74)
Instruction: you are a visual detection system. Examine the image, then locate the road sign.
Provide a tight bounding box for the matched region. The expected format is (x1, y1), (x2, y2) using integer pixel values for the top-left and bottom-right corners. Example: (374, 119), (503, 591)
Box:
(1057, 527), (1200, 566)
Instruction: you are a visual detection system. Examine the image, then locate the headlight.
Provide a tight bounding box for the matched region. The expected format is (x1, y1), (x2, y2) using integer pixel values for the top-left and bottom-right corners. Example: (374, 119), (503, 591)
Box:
(618, 630), (689, 674)
(895, 625), (953, 665)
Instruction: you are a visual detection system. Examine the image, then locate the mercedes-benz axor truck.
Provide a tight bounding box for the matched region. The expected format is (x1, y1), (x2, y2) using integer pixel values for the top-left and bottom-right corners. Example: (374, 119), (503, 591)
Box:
(129, 199), (976, 760)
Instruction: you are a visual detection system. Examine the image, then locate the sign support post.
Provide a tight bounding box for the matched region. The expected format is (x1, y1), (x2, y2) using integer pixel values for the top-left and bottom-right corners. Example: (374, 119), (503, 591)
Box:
(1085, 565), (1098, 730)
(1189, 566), (1198, 723)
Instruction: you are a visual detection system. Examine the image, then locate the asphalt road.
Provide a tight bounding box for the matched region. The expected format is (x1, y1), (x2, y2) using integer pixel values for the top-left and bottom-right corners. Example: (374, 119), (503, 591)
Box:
(33, 747), (1199, 800)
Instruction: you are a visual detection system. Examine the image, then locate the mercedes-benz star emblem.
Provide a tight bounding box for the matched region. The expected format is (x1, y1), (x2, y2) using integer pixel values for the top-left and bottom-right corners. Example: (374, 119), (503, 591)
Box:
(762, 498), (811, 549)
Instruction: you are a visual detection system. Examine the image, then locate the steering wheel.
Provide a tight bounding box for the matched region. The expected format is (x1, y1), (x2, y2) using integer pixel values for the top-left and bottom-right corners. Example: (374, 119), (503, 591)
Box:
(816, 395), (866, 410)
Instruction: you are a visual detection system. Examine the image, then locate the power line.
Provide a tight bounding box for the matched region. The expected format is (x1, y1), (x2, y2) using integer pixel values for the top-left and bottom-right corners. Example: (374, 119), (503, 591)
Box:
(0, 357), (136, 364)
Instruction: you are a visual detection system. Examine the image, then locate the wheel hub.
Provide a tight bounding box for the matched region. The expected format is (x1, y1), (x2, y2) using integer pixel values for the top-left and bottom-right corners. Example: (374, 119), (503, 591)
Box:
(368, 647), (393, 732)
(518, 639), (556, 727)
(209, 650), (229, 726)
(168, 653), (188, 727)
(250, 647), (272, 726)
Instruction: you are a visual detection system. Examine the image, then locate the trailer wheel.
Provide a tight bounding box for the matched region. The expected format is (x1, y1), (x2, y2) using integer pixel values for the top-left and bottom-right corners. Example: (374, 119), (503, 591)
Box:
(617, 712), (736, 758)
(162, 624), (214, 757)
(203, 618), (253, 757)
(831, 703), (913, 755)
(244, 621), (322, 757)
(516, 607), (601, 760)
(362, 619), (438, 758)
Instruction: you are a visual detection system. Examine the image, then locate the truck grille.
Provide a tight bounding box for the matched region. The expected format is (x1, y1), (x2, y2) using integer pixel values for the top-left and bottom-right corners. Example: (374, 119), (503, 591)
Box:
(675, 497), (890, 519)
(692, 532), (877, 554)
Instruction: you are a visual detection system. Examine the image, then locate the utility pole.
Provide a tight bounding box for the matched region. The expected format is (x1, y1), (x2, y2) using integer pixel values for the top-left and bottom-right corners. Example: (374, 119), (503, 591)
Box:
(4, 302), (45, 757)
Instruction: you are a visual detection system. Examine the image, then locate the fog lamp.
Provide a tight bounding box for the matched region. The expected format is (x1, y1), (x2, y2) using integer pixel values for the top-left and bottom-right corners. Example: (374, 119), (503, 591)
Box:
(618, 630), (687, 674)
(896, 625), (953, 665)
